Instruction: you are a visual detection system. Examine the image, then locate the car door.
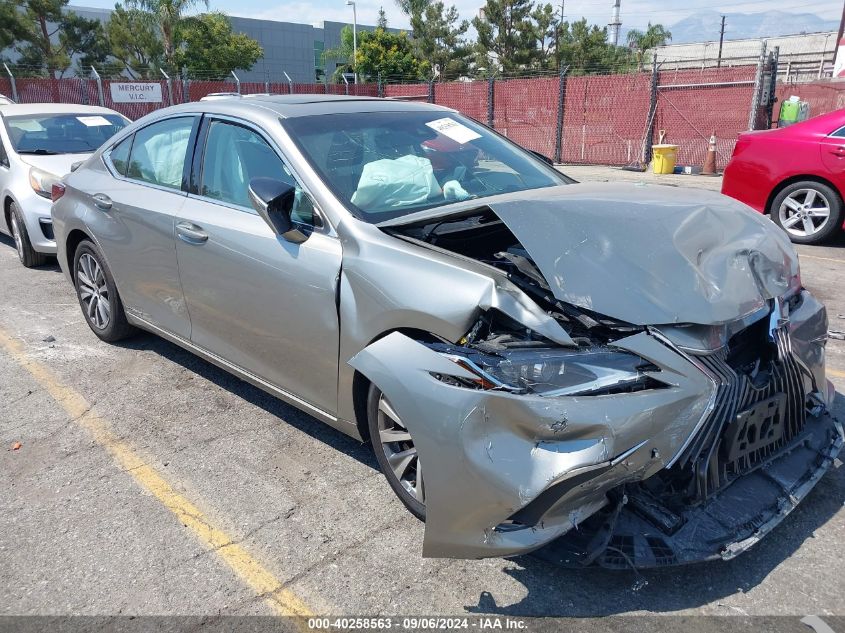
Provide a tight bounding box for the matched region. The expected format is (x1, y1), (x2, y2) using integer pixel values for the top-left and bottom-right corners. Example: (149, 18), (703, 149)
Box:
(87, 114), (199, 340)
(0, 126), (12, 235)
(175, 116), (342, 415)
(819, 124), (845, 176)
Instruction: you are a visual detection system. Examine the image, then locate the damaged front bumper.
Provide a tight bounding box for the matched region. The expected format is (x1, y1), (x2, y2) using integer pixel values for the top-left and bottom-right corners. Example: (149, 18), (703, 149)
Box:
(350, 292), (842, 564)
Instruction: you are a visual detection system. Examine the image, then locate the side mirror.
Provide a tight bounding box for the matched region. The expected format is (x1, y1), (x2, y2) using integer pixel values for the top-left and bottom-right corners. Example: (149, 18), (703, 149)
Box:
(248, 177), (308, 244)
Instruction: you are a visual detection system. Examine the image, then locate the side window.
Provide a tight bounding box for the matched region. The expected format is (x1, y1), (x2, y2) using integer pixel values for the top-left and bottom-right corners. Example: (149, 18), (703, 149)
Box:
(831, 126), (845, 138)
(200, 119), (319, 225)
(127, 116), (194, 189)
(108, 135), (132, 176)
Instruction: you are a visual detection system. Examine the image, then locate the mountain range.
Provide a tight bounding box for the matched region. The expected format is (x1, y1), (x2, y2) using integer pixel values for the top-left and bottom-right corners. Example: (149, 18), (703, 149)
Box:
(662, 10), (839, 44)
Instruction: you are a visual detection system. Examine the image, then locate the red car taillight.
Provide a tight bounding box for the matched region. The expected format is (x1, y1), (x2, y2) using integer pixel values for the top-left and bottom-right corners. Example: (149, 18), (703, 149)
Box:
(51, 183), (66, 202)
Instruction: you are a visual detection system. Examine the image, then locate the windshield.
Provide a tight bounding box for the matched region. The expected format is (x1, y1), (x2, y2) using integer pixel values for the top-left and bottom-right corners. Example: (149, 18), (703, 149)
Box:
(4, 113), (128, 155)
(282, 111), (568, 222)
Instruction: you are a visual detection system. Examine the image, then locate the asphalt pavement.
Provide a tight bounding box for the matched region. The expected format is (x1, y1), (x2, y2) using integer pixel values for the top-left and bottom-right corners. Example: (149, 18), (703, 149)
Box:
(1, 171), (844, 622)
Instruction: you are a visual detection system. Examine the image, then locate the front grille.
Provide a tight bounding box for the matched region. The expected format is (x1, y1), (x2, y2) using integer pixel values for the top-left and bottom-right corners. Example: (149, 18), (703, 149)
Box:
(672, 326), (810, 501)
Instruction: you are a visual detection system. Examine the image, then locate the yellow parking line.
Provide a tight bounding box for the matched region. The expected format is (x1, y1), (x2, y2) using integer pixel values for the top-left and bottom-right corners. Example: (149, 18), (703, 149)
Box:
(0, 328), (314, 619)
(799, 253), (845, 265)
(829, 368), (845, 380)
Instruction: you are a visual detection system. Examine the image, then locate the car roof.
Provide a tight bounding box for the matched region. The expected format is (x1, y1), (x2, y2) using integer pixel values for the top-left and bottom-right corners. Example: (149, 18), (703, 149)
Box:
(161, 94), (452, 119)
(0, 103), (124, 117)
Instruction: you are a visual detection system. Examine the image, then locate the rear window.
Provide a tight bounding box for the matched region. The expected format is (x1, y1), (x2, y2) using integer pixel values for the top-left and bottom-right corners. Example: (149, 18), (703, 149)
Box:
(4, 113), (128, 155)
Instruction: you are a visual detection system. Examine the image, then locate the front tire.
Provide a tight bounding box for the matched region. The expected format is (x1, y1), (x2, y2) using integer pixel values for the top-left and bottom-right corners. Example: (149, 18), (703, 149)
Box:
(72, 240), (135, 342)
(9, 202), (48, 268)
(771, 181), (842, 244)
(367, 384), (426, 521)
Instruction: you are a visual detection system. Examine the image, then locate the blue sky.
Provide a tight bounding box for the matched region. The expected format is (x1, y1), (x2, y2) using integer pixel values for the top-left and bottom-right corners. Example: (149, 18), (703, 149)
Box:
(69, 0), (840, 35)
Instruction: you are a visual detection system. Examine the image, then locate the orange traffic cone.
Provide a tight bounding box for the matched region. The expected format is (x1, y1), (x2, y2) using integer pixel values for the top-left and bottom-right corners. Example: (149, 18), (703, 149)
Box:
(702, 132), (717, 175)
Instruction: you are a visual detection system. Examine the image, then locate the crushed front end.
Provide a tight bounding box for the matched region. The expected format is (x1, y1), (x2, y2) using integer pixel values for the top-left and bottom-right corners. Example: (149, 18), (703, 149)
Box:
(351, 185), (842, 563)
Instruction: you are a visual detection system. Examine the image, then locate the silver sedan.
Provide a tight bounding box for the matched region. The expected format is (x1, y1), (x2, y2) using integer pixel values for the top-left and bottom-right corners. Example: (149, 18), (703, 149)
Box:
(51, 95), (843, 566)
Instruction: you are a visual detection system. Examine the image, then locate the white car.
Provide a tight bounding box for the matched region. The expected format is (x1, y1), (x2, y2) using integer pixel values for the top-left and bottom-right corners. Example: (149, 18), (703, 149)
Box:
(0, 103), (129, 267)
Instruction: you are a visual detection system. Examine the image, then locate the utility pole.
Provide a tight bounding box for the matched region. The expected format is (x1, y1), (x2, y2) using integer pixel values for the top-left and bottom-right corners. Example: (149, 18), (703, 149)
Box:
(556, 0), (565, 69)
(609, 0), (622, 47)
(717, 15), (726, 68)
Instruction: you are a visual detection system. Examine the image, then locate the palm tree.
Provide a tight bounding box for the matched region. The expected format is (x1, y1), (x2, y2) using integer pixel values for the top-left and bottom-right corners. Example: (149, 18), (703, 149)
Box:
(132, 0), (209, 68)
(626, 22), (671, 70)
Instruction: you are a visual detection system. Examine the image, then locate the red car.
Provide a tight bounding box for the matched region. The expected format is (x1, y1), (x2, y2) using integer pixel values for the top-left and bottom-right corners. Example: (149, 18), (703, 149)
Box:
(722, 108), (845, 244)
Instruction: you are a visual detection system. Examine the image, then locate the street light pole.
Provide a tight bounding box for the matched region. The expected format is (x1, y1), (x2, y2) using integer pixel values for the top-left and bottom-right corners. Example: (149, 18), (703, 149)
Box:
(346, 0), (358, 84)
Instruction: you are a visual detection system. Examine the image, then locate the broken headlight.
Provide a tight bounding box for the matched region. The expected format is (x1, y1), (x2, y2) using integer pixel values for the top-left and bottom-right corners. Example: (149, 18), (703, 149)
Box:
(436, 345), (661, 396)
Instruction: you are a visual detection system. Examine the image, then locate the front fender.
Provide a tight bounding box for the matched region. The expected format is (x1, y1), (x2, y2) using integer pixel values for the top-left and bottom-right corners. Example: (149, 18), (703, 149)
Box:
(349, 330), (715, 558)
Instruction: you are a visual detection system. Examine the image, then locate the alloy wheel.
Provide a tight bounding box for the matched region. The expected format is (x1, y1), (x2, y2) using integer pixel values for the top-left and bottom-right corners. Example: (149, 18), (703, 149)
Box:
(10, 213), (24, 260)
(376, 393), (425, 505)
(778, 188), (831, 238)
(76, 253), (111, 329)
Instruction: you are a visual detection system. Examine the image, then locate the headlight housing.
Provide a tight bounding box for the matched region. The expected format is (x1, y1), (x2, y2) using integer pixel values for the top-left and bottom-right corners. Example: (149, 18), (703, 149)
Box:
(432, 343), (662, 396)
(29, 167), (60, 199)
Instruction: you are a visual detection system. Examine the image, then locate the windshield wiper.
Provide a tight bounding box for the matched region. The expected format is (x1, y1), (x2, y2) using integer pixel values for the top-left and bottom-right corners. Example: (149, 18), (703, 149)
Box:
(17, 149), (60, 155)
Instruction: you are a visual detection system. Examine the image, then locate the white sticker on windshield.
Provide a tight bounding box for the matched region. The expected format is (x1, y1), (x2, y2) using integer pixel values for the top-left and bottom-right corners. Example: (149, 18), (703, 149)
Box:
(77, 115), (112, 127)
(425, 117), (481, 145)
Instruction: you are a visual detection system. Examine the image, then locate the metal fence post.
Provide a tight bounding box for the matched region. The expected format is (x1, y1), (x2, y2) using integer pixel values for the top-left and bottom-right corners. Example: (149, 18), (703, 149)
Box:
(554, 66), (569, 164)
(377, 72), (383, 98)
(487, 75), (495, 128)
(182, 76), (189, 103)
(643, 53), (659, 165)
(4, 63), (18, 103)
(283, 71), (293, 94)
(764, 46), (779, 129)
(79, 77), (89, 105)
(231, 70), (241, 95)
(747, 41), (767, 131)
(428, 79), (435, 104)
(160, 68), (174, 106)
(91, 66), (105, 106)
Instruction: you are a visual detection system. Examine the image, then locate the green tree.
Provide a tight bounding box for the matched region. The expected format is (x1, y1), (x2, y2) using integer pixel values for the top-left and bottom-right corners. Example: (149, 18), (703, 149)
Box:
(322, 24), (355, 82)
(626, 22), (671, 69)
(13, 0), (109, 77)
(175, 12), (262, 78)
(558, 18), (630, 75)
(472, 0), (538, 73)
(355, 26), (421, 81)
(104, 4), (163, 78)
(395, 0), (470, 79)
(0, 0), (27, 53)
(132, 0), (209, 69)
(530, 2), (558, 68)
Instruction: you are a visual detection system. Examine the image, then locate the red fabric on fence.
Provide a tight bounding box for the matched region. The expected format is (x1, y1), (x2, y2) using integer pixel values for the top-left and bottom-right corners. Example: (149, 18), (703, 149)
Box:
(493, 77), (558, 158)
(0, 77), (12, 100)
(562, 73), (652, 165)
(99, 79), (174, 120)
(775, 80), (845, 121)
(654, 66), (757, 167)
(188, 80), (234, 102)
(434, 81), (488, 124)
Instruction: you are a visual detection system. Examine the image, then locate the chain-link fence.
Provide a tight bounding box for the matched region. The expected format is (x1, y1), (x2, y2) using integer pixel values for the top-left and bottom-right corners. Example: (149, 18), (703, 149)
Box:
(1, 38), (839, 169)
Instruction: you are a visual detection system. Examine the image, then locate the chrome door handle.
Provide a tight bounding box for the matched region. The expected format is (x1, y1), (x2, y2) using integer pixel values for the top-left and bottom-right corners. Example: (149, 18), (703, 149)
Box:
(92, 193), (112, 210)
(176, 221), (208, 244)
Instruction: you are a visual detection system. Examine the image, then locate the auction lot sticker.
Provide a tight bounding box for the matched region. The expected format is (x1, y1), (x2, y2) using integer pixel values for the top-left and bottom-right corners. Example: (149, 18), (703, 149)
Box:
(109, 82), (163, 103)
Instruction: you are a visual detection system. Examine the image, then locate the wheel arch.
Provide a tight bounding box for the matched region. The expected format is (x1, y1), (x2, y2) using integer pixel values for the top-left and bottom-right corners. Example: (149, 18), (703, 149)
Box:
(765, 174), (844, 216)
(65, 228), (93, 279)
(351, 327), (443, 442)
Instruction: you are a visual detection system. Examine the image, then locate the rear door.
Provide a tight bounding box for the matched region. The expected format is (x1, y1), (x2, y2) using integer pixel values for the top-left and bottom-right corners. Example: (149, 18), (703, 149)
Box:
(88, 115), (199, 339)
(174, 115), (343, 414)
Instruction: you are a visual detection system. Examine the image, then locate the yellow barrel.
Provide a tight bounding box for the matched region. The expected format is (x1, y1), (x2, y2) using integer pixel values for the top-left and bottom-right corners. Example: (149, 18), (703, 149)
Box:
(652, 144), (678, 174)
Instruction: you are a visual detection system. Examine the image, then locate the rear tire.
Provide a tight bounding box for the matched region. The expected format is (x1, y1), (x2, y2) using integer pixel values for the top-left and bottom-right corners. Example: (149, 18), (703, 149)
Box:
(72, 240), (136, 342)
(770, 181), (842, 245)
(9, 202), (48, 268)
(367, 384), (426, 521)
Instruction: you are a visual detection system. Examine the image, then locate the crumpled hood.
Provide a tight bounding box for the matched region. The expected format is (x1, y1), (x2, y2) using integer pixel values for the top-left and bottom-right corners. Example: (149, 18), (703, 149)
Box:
(17, 153), (91, 177)
(485, 183), (799, 326)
